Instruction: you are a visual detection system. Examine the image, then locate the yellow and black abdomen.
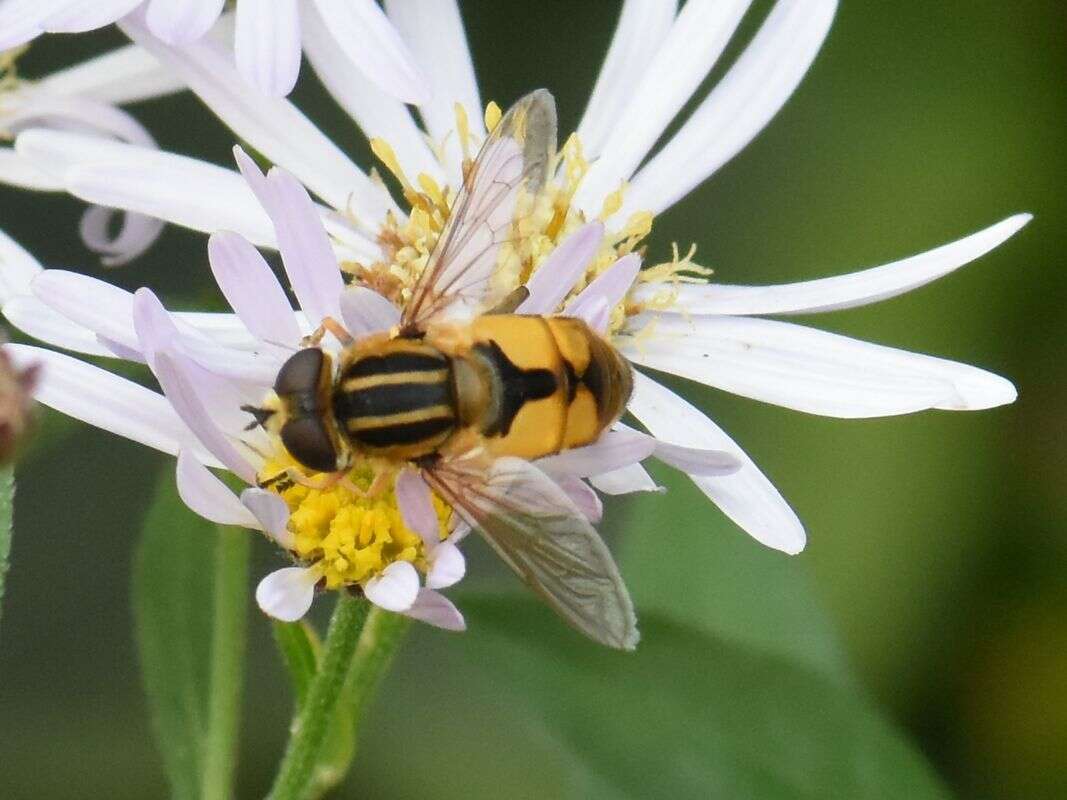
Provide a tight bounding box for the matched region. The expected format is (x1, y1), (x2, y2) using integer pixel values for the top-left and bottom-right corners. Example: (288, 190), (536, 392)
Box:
(464, 315), (633, 460)
(333, 339), (456, 460)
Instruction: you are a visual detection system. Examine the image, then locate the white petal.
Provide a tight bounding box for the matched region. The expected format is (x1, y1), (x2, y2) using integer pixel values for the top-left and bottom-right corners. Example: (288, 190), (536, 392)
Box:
(395, 469), (438, 548)
(119, 15), (394, 222)
(144, 0), (224, 45)
(403, 588), (465, 631)
(426, 541), (465, 589)
(363, 560), (419, 612)
(16, 129), (277, 246)
(313, 0), (428, 105)
(234, 0), (300, 97)
(6, 93), (155, 147)
(612, 421), (741, 477)
(555, 476), (603, 524)
(240, 488), (295, 548)
(628, 372), (805, 554)
(234, 148), (344, 327)
(565, 253), (640, 322)
(577, 0), (677, 159)
(339, 286), (401, 338)
(176, 450), (259, 527)
(256, 566), (317, 622)
(79, 205), (164, 267)
(635, 214), (1032, 316)
(208, 231), (300, 344)
(622, 312), (1016, 417)
(574, 0), (752, 213)
(5, 343), (219, 465)
(384, 0), (482, 184)
(0, 149), (64, 191)
(34, 269), (141, 351)
(37, 42), (185, 106)
(3, 296), (112, 356)
(624, 0), (836, 216)
(536, 429), (656, 479)
(517, 223), (605, 315)
(0, 227), (43, 302)
(301, 3), (440, 183)
(588, 462), (663, 495)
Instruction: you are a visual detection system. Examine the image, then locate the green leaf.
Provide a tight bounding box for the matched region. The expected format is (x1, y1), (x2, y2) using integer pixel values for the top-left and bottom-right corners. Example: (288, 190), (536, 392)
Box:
(452, 594), (950, 800)
(0, 465), (13, 633)
(618, 459), (852, 684)
(133, 467), (249, 800)
(273, 621), (320, 708)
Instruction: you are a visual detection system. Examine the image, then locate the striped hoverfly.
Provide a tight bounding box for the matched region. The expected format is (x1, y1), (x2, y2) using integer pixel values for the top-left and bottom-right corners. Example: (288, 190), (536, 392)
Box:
(252, 90), (638, 649)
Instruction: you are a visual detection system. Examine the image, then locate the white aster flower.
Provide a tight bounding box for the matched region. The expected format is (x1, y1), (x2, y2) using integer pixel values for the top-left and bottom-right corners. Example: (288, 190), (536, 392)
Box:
(4, 0), (1028, 559)
(0, 0), (426, 99)
(1, 140), (722, 629)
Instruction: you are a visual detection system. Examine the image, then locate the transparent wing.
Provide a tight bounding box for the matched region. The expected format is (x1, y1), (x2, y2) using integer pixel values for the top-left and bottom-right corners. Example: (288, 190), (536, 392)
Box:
(423, 454), (638, 650)
(401, 89), (557, 331)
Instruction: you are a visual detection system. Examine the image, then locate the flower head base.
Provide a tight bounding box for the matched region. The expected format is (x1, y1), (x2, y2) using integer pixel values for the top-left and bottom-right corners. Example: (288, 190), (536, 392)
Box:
(261, 455), (451, 592)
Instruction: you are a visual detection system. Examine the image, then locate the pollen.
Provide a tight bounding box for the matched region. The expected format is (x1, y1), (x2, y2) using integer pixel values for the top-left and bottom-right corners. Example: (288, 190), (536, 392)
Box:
(259, 454), (451, 592)
(338, 100), (712, 338)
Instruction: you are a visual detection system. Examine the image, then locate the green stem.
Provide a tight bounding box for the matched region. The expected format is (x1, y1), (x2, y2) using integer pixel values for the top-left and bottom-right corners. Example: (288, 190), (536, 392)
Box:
(200, 529), (250, 800)
(347, 607), (411, 727)
(267, 595), (370, 800)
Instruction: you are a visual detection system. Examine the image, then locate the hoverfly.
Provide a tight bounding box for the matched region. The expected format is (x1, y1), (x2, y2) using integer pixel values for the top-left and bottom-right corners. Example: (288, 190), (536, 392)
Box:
(253, 90), (638, 649)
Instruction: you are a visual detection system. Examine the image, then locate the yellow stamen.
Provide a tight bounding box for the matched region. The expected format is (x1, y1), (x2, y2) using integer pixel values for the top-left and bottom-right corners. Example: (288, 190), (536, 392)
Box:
(484, 101), (502, 133)
(260, 453), (451, 592)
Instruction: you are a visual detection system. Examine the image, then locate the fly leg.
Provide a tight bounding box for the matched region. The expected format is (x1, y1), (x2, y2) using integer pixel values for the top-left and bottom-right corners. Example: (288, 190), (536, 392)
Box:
(304, 316), (353, 347)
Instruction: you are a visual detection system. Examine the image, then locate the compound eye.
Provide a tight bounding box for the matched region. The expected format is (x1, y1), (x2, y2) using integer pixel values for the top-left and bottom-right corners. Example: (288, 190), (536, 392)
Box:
(274, 348), (325, 397)
(280, 417), (338, 473)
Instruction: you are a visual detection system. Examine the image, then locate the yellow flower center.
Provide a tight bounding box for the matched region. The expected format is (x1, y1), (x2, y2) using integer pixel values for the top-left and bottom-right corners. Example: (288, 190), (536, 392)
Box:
(259, 454), (451, 591)
(347, 101), (711, 339)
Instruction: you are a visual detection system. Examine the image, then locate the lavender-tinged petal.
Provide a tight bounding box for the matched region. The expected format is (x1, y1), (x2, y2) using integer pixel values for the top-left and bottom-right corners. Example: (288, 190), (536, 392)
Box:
(177, 450), (259, 527)
(613, 421), (741, 477)
(517, 222), (604, 315)
(425, 541), (465, 589)
(153, 350), (258, 483)
(565, 253), (640, 322)
(234, 0), (301, 97)
(588, 462), (663, 495)
(233, 147), (344, 327)
(403, 588), (466, 631)
(628, 371), (805, 554)
(536, 429), (656, 479)
(256, 567), (317, 621)
(208, 231), (301, 344)
(240, 488), (296, 548)
(364, 560), (420, 612)
(5, 343), (219, 465)
(313, 0), (428, 105)
(556, 476), (603, 524)
(339, 286), (400, 338)
(395, 469), (439, 548)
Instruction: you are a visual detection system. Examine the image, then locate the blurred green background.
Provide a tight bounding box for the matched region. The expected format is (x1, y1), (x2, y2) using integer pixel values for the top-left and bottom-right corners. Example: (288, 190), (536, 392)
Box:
(0, 1), (1063, 798)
